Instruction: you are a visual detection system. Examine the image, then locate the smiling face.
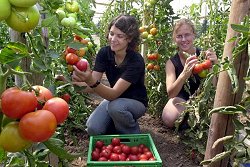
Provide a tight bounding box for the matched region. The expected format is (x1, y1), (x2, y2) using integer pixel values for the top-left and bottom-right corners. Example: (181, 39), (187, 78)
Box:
(108, 25), (131, 54)
(174, 24), (195, 53)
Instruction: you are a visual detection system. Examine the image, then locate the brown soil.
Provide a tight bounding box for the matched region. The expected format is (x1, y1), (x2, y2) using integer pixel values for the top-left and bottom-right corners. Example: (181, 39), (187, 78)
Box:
(66, 95), (202, 167)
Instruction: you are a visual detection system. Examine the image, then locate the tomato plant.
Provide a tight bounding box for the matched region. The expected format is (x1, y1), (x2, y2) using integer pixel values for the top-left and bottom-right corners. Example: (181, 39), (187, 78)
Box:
(0, 122), (32, 152)
(1, 87), (38, 119)
(19, 109), (57, 142)
(42, 97), (69, 124)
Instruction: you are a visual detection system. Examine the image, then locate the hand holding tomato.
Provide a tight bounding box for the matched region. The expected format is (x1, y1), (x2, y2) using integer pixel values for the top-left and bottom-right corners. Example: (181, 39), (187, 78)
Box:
(205, 48), (218, 64)
(182, 55), (198, 78)
(72, 63), (95, 86)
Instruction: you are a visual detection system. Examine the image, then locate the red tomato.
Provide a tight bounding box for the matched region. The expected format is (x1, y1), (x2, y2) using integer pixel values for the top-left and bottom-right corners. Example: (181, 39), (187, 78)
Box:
(113, 145), (122, 154)
(106, 144), (114, 151)
(91, 150), (100, 161)
(110, 153), (119, 161)
(130, 146), (139, 155)
(61, 93), (71, 103)
(149, 157), (156, 161)
(1, 87), (38, 119)
(143, 147), (150, 153)
(42, 97), (69, 124)
(98, 157), (108, 161)
(100, 149), (111, 159)
(75, 58), (88, 71)
(118, 153), (127, 161)
(192, 64), (203, 74)
(66, 47), (77, 54)
(146, 63), (154, 70)
(201, 59), (212, 69)
(95, 140), (104, 149)
(139, 154), (148, 160)
(32, 85), (53, 109)
(111, 137), (121, 146)
(73, 34), (82, 42)
(145, 151), (153, 159)
(19, 110), (57, 142)
(93, 147), (101, 153)
(122, 145), (131, 155)
(66, 53), (79, 65)
(128, 154), (139, 161)
(138, 144), (146, 149)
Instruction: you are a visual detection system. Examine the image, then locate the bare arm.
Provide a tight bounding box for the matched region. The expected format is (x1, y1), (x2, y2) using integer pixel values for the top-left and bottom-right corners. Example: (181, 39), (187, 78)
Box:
(166, 55), (198, 98)
(72, 65), (131, 101)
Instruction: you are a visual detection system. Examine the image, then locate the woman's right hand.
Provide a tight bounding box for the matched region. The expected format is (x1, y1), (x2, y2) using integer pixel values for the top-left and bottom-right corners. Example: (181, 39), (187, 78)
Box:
(182, 55), (198, 79)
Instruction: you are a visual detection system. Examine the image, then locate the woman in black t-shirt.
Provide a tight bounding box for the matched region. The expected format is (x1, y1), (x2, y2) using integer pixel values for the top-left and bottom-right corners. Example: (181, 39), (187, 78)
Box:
(72, 14), (148, 135)
(162, 18), (218, 128)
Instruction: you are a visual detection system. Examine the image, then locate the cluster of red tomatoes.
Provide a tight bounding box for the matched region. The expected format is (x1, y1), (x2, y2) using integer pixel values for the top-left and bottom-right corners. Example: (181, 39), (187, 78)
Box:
(63, 34), (92, 72)
(91, 137), (156, 161)
(0, 85), (69, 152)
(193, 59), (212, 78)
(146, 53), (160, 71)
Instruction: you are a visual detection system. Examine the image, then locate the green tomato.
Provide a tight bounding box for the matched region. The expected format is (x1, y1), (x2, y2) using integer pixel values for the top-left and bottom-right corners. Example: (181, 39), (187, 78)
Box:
(9, 0), (38, 7)
(198, 69), (208, 78)
(67, 13), (77, 19)
(141, 31), (149, 39)
(56, 9), (66, 21)
(0, 0), (11, 21)
(87, 41), (94, 49)
(61, 17), (76, 28)
(65, 1), (79, 13)
(5, 5), (40, 32)
(0, 122), (32, 152)
(147, 34), (154, 40)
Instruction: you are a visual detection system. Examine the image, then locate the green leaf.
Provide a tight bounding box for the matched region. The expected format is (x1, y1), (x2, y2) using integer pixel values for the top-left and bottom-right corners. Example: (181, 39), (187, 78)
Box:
(0, 147), (6, 162)
(227, 36), (237, 43)
(43, 138), (83, 161)
(0, 42), (29, 64)
(231, 24), (249, 33)
(233, 119), (245, 130)
(41, 16), (57, 27)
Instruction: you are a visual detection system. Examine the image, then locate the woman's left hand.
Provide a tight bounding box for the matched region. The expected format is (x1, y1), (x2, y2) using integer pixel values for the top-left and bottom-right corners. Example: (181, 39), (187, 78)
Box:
(205, 48), (218, 64)
(72, 64), (94, 85)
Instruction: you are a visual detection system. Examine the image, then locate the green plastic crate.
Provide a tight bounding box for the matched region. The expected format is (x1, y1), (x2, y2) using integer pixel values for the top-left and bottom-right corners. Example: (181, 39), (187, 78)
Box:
(87, 133), (163, 167)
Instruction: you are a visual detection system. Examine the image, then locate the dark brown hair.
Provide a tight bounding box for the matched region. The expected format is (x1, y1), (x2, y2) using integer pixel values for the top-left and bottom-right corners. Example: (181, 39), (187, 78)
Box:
(107, 14), (140, 51)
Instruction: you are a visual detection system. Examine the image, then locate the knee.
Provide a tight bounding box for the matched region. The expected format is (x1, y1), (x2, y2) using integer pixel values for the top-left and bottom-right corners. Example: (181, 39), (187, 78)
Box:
(86, 123), (104, 136)
(162, 112), (176, 128)
(161, 102), (180, 128)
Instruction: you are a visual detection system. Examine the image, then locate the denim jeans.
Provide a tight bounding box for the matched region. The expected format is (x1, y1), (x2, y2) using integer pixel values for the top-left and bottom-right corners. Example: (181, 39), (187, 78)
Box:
(86, 98), (146, 135)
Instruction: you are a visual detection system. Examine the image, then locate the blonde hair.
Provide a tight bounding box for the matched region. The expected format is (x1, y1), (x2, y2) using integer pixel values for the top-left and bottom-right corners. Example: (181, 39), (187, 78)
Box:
(172, 18), (196, 41)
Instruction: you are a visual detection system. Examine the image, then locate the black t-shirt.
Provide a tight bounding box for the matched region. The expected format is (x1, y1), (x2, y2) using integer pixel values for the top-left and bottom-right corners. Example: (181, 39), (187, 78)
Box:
(170, 48), (201, 100)
(93, 46), (148, 107)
